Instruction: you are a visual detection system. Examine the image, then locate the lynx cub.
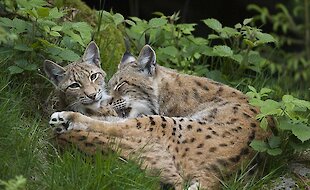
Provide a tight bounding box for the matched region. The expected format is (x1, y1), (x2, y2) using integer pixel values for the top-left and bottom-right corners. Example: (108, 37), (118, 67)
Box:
(49, 45), (267, 189)
(44, 42), (116, 117)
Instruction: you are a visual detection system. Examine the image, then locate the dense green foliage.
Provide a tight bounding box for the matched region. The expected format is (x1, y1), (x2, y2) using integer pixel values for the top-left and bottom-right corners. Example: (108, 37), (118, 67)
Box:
(0, 0), (309, 189)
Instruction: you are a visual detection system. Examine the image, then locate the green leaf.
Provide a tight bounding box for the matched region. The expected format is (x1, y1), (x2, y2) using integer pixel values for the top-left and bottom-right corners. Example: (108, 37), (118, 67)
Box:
(0, 17), (13, 27)
(59, 49), (80, 61)
(49, 31), (61, 37)
(12, 18), (28, 34)
(256, 32), (276, 44)
(37, 7), (49, 18)
(203, 18), (222, 32)
(8, 66), (24, 75)
(14, 44), (33, 51)
(250, 140), (268, 152)
(260, 117), (268, 130)
(222, 27), (239, 37)
(231, 54), (243, 63)
(48, 7), (64, 19)
(125, 19), (135, 26)
(159, 46), (178, 56)
(235, 23), (242, 29)
(208, 34), (220, 40)
(291, 122), (310, 142)
(113, 13), (124, 25)
(212, 45), (233, 57)
(260, 88), (272, 95)
(149, 18), (167, 28)
(24, 64), (37, 71)
(268, 136), (281, 149)
(248, 85), (257, 93)
(279, 118), (310, 142)
(72, 22), (92, 44)
(51, 26), (62, 31)
(259, 99), (282, 115)
(243, 18), (253, 25)
(267, 148), (282, 156)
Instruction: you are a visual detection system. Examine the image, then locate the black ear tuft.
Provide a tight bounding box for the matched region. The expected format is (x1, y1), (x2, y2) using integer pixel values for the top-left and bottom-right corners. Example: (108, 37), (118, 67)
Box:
(43, 60), (65, 86)
(137, 45), (156, 75)
(82, 41), (101, 67)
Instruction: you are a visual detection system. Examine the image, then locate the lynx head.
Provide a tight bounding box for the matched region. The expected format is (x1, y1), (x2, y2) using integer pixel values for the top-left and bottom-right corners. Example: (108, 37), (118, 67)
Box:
(108, 45), (159, 118)
(44, 41), (110, 113)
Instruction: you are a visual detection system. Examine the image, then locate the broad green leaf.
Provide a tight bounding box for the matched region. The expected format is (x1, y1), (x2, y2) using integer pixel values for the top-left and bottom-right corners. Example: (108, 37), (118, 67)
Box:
(125, 19), (135, 26)
(129, 17), (142, 22)
(256, 32), (276, 44)
(250, 140), (268, 152)
(291, 122), (310, 142)
(243, 18), (253, 25)
(72, 22), (92, 44)
(8, 66), (24, 74)
(234, 23), (242, 29)
(113, 13), (124, 25)
(14, 44), (33, 51)
(260, 117), (268, 130)
(222, 27), (239, 37)
(268, 136), (281, 149)
(51, 26), (62, 31)
(230, 54), (243, 63)
(24, 64), (37, 71)
(12, 18), (28, 34)
(59, 49), (80, 61)
(259, 99), (282, 115)
(260, 88), (272, 95)
(159, 46), (178, 56)
(267, 148), (282, 156)
(203, 18), (222, 32)
(177, 24), (196, 34)
(208, 34), (220, 40)
(213, 45), (233, 57)
(49, 31), (61, 37)
(248, 85), (257, 93)
(48, 7), (64, 19)
(0, 18), (13, 27)
(37, 7), (49, 18)
(149, 18), (167, 28)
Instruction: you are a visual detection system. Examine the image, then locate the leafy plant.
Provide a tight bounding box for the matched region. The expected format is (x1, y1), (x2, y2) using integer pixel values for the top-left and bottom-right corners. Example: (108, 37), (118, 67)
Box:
(0, 0), (93, 75)
(0, 176), (26, 190)
(247, 86), (310, 156)
(248, 1), (310, 93)
(203, 18), (276, 75)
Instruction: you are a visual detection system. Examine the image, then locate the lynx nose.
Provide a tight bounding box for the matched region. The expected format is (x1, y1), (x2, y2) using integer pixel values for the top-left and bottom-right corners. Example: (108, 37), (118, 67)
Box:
(87, 93), (96, 100)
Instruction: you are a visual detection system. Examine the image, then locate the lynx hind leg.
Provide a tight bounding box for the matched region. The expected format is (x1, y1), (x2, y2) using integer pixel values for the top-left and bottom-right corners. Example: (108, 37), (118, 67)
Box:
(49, 111), (92, 133)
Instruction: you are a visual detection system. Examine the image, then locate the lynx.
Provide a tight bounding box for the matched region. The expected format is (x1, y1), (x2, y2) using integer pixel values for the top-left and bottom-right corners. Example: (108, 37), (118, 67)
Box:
(49, 45), (267, 189)
(43, 42), (116, 117)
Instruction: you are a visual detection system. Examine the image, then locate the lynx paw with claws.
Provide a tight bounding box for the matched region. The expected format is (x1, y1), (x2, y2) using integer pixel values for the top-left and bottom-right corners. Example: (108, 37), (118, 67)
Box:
(49, 111), (87, 133)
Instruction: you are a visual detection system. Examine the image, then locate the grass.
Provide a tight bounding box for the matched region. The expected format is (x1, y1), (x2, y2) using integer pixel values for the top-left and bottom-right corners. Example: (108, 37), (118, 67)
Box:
(0, 69), (295, 190)
(0, 71), (161, 190)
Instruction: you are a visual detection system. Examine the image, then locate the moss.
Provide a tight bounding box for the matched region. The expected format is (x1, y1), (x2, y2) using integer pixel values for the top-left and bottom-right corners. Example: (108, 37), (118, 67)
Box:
(52, 0), (125, 78)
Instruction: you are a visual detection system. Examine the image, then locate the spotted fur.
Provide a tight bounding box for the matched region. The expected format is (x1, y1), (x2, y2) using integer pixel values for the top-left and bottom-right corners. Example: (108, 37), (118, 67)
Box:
(50, 45), (268, 190)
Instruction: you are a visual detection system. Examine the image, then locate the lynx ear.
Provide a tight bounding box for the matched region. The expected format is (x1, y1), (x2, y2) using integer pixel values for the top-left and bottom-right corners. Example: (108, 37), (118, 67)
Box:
(43, 60), (65, 86)
(82, 41), (101, 67)
(119, 51), (136, 68)
(137, 45), (156, 75)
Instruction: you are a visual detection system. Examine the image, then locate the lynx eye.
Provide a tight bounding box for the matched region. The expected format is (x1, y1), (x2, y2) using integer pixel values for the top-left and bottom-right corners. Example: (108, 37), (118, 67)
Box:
(90, 73), (98, 81)
(114, 81), (127, 91)
(68, 82), (81, 89)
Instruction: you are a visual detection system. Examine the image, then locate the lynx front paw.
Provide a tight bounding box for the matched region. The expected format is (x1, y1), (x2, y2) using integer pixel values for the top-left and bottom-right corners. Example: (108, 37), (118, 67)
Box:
(49, 111), (87, 133)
